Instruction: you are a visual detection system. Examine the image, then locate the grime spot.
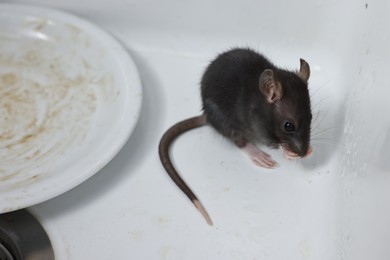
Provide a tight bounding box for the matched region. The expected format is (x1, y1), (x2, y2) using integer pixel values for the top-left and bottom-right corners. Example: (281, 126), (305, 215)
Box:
(2, 73), (17, 84)
(300, 240), (313, 260)
(154, 217), (170, 226)
(159, 246), (181, 260)
(25, 18), (52, 32)
(129, 229), (144, 240)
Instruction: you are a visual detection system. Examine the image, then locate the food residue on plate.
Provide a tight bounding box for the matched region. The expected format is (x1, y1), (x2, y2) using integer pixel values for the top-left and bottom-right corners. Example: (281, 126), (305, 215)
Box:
(0, 41), (114, 190)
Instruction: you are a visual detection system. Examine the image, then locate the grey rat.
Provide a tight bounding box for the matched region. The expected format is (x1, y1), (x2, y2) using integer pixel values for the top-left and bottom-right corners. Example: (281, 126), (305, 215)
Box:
(159, 47), (313, 226)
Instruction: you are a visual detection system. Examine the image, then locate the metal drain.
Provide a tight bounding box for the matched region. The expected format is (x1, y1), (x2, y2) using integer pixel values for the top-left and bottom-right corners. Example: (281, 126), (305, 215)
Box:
(0, 210), (54, 260)
(0, 242), (14, 260)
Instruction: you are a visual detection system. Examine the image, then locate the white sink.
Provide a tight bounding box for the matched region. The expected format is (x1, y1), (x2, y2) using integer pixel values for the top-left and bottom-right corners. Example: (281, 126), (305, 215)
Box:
(3, 0), (388, 259)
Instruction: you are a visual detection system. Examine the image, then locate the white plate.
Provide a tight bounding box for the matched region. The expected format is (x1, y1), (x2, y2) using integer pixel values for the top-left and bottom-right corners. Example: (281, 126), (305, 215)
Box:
(0, 4), (142, 213)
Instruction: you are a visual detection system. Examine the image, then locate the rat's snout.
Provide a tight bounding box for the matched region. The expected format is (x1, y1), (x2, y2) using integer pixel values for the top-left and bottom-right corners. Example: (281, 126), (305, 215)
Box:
(297, 144), (308, 157)
(290, 138), (311, 158)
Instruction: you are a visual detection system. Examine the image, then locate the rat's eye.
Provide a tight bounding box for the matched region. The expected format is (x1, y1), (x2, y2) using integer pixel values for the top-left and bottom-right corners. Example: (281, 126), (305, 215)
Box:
(284, 122), (295, 132)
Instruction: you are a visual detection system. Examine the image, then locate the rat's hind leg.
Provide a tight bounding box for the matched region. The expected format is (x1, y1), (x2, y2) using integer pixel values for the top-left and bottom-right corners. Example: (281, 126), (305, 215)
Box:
(234, 139), (278, 168)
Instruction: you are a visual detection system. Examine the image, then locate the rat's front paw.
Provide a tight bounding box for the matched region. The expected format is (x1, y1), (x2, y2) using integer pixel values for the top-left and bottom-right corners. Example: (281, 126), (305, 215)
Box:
(283, 149), (300, 160)
(251, 153), (279, 168)
(242, 143), (278, 169)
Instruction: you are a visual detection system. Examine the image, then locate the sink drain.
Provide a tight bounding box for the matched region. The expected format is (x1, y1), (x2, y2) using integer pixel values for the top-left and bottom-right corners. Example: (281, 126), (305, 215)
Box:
(0, 210), (54, 260)
(0, 242), (14, 260)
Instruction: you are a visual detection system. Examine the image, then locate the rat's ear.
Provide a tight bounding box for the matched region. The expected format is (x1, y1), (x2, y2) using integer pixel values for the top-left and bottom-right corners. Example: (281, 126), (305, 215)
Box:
(259, 69), (283, 103)
(298, 58), (310, 82)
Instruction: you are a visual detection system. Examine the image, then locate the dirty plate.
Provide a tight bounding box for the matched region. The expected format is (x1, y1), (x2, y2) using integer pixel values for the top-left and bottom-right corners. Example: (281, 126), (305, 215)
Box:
(0, 4), (142, 213)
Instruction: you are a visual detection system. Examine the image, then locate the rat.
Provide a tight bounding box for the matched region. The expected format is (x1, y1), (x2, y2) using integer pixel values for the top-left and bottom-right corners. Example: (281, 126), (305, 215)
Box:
(159, 47), (313, 226)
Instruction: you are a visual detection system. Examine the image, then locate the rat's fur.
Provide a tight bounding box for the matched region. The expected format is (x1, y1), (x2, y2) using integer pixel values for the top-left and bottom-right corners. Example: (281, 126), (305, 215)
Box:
(201, 48), (312, 156)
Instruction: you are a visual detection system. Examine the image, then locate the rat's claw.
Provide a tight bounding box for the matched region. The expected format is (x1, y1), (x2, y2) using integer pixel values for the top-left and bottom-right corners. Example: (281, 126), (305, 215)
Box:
(252, 156), (279, 168)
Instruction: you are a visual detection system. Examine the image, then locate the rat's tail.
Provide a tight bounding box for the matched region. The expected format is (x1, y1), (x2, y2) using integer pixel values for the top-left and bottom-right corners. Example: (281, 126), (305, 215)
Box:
(158, 114), (213, 226)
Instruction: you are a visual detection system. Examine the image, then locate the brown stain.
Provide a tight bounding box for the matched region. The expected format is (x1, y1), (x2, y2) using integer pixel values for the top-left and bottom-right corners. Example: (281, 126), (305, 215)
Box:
(20, 134), (33, 143)
(65, 24), (81, 35)
(82, 59), (92, 69)
(25, 18), (51, 32)
(0, 171), (21, 182)
(2, 73), (17, 84)
(6, 173), (45, 190)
